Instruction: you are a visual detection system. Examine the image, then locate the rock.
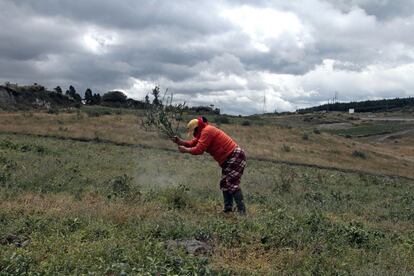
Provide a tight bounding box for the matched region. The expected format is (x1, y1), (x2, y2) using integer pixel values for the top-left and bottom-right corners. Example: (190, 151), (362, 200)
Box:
(165, 239), (212, 256)
(0, 87), (17, 107)
(0, 234), (30, 247)
(20, 239), (31, 247)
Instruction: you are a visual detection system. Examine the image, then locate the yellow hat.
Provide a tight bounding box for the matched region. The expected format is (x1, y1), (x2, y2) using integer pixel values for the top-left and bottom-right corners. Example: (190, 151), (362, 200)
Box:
(186, 119), (198, 137)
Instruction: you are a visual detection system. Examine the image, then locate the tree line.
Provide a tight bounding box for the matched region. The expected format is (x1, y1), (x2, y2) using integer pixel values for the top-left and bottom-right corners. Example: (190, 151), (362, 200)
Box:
(298, 97), (414, 113)
(4, 82), (220, 114)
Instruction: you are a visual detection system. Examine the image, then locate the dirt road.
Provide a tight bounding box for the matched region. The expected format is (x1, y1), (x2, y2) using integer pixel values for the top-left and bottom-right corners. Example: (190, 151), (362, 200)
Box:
(361, 117), (414, 122)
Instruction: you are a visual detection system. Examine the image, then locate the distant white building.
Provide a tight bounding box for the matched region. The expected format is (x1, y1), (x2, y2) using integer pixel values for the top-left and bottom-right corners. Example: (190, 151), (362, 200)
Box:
(349, 109), (355, 114)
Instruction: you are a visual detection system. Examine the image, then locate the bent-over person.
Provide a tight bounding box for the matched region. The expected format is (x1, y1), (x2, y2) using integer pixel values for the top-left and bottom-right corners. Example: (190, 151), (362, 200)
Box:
(173, 117), (247, 214)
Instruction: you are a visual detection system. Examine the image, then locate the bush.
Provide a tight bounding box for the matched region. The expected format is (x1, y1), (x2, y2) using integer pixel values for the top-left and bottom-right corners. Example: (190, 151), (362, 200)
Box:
(302, 132), (309, 140)
(47, 107), (59, 114)
(313, 128), (321, 134)
(102, 91), (127, 103)
(281, 144), (291, 152)
(85, 108), (112, 117)
(0, 171), (10, 186)
(214, 116), (230, 124)
(0, 140), (47, 154)
(163, 184), (192, 209)
(241, 120), (251, 126)
(107, 175), (135, 199)
(352, 150), (367, 159)
(278, 165), (296, 193)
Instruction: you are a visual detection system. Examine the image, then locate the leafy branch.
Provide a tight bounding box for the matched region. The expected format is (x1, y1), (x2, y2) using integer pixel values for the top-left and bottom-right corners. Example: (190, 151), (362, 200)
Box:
(141, 86), (186, 138)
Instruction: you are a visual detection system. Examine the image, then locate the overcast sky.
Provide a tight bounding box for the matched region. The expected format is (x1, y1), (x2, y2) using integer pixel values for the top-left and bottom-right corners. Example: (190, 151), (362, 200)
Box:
(1, 0), (414, 114)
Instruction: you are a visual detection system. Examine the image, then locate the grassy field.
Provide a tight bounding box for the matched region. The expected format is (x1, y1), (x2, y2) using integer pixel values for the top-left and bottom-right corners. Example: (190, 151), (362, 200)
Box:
(324, 122), (414, 138)
(1, 110), (414, 179)
(0, 110), (414, 274)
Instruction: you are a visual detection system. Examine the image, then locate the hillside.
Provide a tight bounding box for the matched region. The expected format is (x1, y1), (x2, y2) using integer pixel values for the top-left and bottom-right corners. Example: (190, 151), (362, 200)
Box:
(0, 84), (77, 110)
(298, 97), (414, 113)
(1, 109), (413, 179)
(0, 108), (413, 274)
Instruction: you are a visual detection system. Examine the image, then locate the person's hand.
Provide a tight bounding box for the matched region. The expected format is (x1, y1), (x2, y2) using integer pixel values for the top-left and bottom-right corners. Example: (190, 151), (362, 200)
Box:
(172, 135), (179, 144)
(178, 145), (188, 153)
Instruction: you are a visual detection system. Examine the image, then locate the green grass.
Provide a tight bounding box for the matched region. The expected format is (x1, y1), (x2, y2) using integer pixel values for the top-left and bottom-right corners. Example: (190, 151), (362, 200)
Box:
(80, 105), (145, 117)
(326, 122), (414, 137)
(0, 133), (413, 274)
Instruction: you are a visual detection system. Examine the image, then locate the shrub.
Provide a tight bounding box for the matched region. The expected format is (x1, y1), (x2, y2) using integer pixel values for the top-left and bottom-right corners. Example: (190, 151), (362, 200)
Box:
(21, 112), (34, 118)
(302, 132), (309, 140)
(278, 165), (296, 193)
(107, 174), (132, 198)
(163, 184), (192, 209)
(102, 91), (127, 103)
(352, 150), (367, 159)
(47, 107), (59, 114)
(0, 140), (47, 154)
(313, 128), (321, 134)
(304, 192), (325, 205)
(241, 120), (251, 126)
(214, 116), (230, 124)
(281, 144), (291, 152)
(86, 111), (101, 117)
(343, 222), (370, 247)
(0, 171), (10, 186)
(85, 108), (112, 117)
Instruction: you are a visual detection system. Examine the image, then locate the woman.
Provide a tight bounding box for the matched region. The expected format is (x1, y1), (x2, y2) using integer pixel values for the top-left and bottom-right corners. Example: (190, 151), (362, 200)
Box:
(172, 117), (246, 214)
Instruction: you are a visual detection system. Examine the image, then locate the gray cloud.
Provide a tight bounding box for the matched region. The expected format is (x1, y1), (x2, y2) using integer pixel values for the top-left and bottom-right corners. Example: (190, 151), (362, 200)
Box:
(1, 0), (414, 114)
(324, 0), (414, 20)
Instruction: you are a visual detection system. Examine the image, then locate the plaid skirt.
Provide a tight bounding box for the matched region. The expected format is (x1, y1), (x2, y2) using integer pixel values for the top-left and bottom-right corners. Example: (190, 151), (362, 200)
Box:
(220, 147), (246, 193)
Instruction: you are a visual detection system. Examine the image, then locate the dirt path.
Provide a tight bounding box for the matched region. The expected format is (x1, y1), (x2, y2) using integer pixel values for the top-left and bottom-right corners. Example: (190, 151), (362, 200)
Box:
(2, 130), (414, 182)
(361, 117), (414, 122)
(376, 128), (414, 142)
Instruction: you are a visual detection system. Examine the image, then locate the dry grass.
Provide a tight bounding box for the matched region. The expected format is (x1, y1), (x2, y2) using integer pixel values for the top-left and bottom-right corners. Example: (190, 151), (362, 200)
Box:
(1, 127), (413, 274)
(210, 244), (274, 274)
(0, 192), (161, 223)
(1, 111), (413, 179)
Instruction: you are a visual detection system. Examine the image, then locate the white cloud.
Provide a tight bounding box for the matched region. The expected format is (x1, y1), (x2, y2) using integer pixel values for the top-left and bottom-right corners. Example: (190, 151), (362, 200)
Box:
(82, 28), (118, 55)
(1, 0), (414, 115)
(221, 5), (314, 57)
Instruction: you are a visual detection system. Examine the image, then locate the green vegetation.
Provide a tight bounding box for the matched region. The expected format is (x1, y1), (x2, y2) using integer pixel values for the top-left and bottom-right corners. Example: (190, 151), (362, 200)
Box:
(299, 97), (414, 113)
(81, 105), (143, 117)
(1, 88), (414, 273)
(1, 133), (412, 274)
(326, 122), (414, 137)
(352, 150), (368, 159)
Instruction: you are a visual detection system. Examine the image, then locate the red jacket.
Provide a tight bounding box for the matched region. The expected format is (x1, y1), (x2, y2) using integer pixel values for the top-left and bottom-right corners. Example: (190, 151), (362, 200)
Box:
(183, 125), (238, 165)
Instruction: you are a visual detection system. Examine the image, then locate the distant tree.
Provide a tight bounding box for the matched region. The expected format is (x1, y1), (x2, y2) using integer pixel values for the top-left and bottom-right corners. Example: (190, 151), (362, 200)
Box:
(91, 93), (101, 105)
(102, 91), (127, 103)
(152, 86), (161, 106)
(69, 85), (76, 96)
(84, 88), (93, 104)
(54, 86), (62, 94)
(72, 93), (82, 103)
(66, 85), (82, 103)
(145, 94), (150, 105)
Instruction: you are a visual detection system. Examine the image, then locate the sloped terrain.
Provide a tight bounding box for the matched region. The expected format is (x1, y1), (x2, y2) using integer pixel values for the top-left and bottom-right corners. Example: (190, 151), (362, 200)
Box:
(0, 110), (413, 273)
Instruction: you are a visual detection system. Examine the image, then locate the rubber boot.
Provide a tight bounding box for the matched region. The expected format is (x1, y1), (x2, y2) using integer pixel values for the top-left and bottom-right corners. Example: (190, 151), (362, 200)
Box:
(233, 189), (246, 215)
(222, 191), (234, 213)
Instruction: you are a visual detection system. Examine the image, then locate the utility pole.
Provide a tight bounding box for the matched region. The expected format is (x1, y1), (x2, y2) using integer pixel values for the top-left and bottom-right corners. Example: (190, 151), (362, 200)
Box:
(263, 92), (266, 114)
